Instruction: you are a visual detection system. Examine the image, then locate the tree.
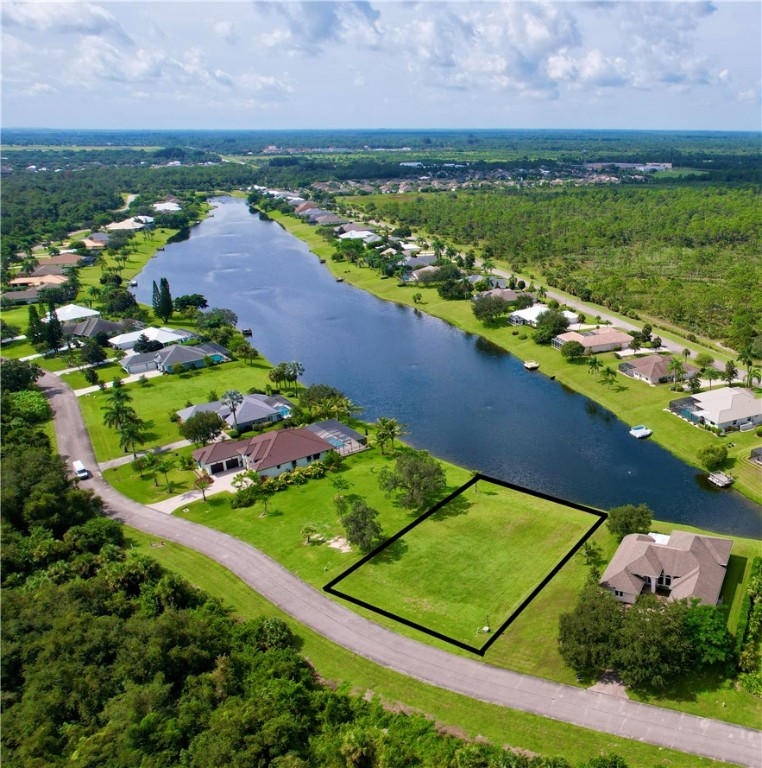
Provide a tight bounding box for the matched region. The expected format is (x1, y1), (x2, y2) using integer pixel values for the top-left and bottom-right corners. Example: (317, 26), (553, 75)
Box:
(27, 304), (45, 345)
(606, 503), (653, 541)
(44, 303), (64, 352)
(152, 279), (161, 316)
(558, 584), (623, 678)
(688, 373), (702, 394)
(179, 411), (226, 445)
(682, 347), (692, 360)
(629, 336), (642, 354)
(156, 455), (176, 491)
(587, 356), (602, 376)
(695, 352), (715, 371)
(667, 356), (685, 389)
(155, 277), (173, 323)
(221, 390), (244, 431)
(685, 602), (734, 668)
(704, 366), (720, 390)
(471, 295), (510, 325)
(697, 445), (727, 471)
(1, 359), (43, 392)
(598, 365), (617, 388)
(285, 361), (305, 393)
(375, 417), (407, 455)
(79, 339), (107, 367)
(534, 309), (569, 345)
(84, 367), (100, 387)
(378, 450), (446, 511)
(174, 293), (208, 313)
(560, 340), (586, 361)
(194, 472), (214, 501)
(747, 366), (762, 388)
(615, 596), (693, 690)
(723, 359), (738, 386)
(340, 498), (383, 552)
(118, 416), (149, 459)
(133, 333), (164, 353)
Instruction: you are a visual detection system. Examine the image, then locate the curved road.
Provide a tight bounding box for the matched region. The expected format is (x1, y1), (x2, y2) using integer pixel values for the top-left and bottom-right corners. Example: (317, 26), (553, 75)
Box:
(41, 373), (761, 767)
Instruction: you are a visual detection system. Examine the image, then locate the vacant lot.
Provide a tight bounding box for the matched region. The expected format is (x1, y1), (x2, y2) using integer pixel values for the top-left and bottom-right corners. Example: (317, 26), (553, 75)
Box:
(331, 481), (598, 647)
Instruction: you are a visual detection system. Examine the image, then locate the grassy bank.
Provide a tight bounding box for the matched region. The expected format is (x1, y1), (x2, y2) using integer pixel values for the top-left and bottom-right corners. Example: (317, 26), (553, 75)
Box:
(124, 527), (735, 768)
(268, 210), (762, 505)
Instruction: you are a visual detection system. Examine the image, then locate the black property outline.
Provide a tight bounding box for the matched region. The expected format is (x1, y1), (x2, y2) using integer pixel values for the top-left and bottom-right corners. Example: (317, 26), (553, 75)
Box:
(324, 473), (607, 656)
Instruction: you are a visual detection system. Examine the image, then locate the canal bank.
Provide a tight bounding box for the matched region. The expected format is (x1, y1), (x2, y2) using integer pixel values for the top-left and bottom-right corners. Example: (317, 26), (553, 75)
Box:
(134, 196), (761, 536)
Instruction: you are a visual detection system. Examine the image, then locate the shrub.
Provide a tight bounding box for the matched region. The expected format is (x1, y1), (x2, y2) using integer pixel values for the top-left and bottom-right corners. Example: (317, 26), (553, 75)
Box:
(697, 444), (728, 471)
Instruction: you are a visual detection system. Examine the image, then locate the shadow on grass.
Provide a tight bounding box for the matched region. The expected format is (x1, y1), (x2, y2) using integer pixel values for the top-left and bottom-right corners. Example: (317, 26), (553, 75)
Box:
(722, 554), (749, 621)
(370, 537), (409, 565)
(430, 493), (472, 521)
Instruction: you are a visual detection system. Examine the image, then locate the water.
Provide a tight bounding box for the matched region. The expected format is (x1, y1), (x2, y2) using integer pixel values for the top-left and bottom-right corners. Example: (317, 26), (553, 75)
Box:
(136, 197), (761, 537)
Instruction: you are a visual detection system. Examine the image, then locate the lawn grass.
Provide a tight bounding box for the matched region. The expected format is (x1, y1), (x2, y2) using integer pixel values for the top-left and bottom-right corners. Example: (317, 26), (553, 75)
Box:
(122, 527), (734, 768)
(78, 358), (276, 460)
(60, 360), (122, 390)
(171, 442), (761, 728)
(333, 480), (598, 646)
(269, 211), (762, 505)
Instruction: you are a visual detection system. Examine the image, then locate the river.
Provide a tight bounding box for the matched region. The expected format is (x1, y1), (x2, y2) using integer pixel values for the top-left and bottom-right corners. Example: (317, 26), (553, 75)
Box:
(136, 197), (761, 537)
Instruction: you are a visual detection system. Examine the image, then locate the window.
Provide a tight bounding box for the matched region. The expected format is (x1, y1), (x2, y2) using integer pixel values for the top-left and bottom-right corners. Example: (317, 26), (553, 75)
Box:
(614, 590), (624, 597)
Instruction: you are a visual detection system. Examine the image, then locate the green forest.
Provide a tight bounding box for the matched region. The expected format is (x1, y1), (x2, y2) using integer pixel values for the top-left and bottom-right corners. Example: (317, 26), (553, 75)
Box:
(355, 186), (761, 348)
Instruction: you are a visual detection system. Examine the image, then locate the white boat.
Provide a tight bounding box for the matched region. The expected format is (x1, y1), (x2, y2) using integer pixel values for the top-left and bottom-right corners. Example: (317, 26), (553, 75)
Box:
(629, 425), (652, 439)
(524, 360), (540, 370)
(708, 472), (733, 487)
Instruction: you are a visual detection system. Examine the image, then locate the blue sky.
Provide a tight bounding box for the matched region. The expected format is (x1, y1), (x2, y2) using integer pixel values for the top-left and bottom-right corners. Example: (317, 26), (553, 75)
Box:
(2, 1), (760, 131)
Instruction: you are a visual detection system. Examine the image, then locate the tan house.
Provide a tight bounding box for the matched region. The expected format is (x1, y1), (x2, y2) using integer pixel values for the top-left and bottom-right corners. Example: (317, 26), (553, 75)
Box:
(619, 354), (699, 385)
(600, 531), (732, 605)
(552, 326), (633, 354)
(9, 274), (67, 288)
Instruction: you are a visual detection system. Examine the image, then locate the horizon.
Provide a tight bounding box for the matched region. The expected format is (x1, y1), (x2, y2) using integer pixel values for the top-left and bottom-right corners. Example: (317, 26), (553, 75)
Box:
(2, 1), (760, 133)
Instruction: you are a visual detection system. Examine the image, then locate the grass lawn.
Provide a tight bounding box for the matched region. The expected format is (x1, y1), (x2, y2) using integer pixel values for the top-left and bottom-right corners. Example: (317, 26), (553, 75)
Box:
(172, 442), (761, 728)
(122, 527), (734, 768)
(105, 445), (198, 504)
(269, 211), (762, 505)
(60, 360), (122, 390)
(333, 480), (598, 647)
(78, 358), (276, 460)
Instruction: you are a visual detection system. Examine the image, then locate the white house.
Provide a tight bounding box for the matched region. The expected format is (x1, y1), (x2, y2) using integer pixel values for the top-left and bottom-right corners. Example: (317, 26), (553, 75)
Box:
(669, 387), (762, 432)
(509, 304), (578, 328)
(44, 304), (100, 323)
(109, 326), (190, 351)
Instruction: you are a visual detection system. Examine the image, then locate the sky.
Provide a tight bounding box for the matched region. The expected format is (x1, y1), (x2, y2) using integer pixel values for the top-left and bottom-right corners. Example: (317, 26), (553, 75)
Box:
(2, 1), (760, 131)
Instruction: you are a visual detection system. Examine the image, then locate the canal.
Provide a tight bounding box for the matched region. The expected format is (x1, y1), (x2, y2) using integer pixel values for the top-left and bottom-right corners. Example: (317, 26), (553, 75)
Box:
(136, 197), (761, 537)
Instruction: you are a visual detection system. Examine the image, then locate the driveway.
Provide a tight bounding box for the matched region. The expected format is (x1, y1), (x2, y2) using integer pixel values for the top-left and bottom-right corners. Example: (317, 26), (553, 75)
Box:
(39, 371), (762, 768)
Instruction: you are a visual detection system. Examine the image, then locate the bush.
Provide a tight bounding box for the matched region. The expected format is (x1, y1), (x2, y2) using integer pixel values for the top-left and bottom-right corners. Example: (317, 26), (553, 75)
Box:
(7, 390), (51, 424)
(697, 444), (728, 471)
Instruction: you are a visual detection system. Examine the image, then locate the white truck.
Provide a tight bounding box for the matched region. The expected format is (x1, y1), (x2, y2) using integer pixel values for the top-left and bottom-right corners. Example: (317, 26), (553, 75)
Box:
(72, 460), (89, 480)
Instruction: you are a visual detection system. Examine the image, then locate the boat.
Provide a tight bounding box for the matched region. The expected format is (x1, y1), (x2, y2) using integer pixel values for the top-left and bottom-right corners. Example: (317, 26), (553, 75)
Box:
(524, 360), (540, 370)
(708, 472), (733, 487)
(629, 425), (652, 439)
(336, 277), (344, 283)
(240, 328), (252, 337)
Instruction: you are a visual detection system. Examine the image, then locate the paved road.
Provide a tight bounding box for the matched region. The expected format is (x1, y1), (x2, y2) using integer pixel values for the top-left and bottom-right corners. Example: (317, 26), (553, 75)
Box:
(40, 372), (762, 768)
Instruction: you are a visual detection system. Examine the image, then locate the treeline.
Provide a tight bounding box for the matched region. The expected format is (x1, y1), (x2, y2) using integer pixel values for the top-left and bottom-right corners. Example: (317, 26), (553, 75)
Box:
(362, 186), (761, 347)
(1, 162), (257, 253)
(1, 373), (636, 768)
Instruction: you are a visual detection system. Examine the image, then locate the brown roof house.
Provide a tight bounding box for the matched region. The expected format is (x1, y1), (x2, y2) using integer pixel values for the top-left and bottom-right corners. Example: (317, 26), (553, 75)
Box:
(600, 531), (732, 606)
(619, 354), (699, 386)
(192, 427), (333, 477)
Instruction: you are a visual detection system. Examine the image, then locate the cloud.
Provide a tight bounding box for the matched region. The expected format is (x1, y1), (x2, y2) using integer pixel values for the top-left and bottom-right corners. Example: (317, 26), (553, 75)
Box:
(214, 20), (237, 45)
(2, 1), (130, 43)
(259, 1), (380, 54)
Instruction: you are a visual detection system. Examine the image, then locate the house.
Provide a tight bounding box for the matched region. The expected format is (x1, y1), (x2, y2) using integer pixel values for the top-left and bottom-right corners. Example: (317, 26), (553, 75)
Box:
(618, 354), (699, 386)
(192, 427), (334, 476)
(67, 316), (127, 340)
(669, 387), (762, 433)
(552, 327), (633, 354)
(108, 326), (192, 351)
(338, 223), (375, 235)
(44, 304), (100, 323)
(153, 201), (182, 212)
(750, 447), (762, 467)
(0, 288), (41, 305)
(122, 342), (230, 375)
(86, 232), (110, 245)
(401, 253), (437, 269)
(474, 288), (533, 304)
(105, 216), (154, 231)
(81, 237), (108, 249)
(177, 393), (294, 432)
(409, 266), (440, 282)
(43, 254), (85, 266)
(31, 264), (66, 277)
(510, 304), (579, 328)
(600, 531), (732, 606)
(304, 419), (368, 455)
(294, 201), (321, 214)
(9, 274), (68, 288)
(338, 229), (376, 241)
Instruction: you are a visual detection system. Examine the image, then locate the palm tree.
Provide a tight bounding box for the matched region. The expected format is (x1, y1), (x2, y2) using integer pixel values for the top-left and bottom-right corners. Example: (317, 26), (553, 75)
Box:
(156, 455), (176, 491)
(598, 365), (616, 388)
(375, 417), (408, 455)
(723, 360), (739, 386)
(704, 367), (720, 390)
(194, 472), (214, 501)
(746, 366), (762, 388)
(221, 389), (244, 430)
(667, 357), (685, 389)
(102, 400), (136, 432)
(587, 356), (602, 376)
(119, 417), (148, 459)
(682, 347), (691, 360)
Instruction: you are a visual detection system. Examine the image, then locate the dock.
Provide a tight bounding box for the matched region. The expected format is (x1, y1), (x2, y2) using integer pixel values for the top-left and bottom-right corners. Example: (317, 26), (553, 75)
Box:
(708, 472), (733, 487)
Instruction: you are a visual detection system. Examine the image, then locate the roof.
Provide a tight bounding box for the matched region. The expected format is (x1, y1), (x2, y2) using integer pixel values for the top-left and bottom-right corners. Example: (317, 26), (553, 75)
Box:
(304, 419), (366, 444)
(153, 202), (182, 212)
(45, 304), (100, 322)
(193, 427), (332, 471)
(109, 326), (186, 348)
(600, 531), (732, 605)
(105, 216), (154, 231)
(624, 354), (699, 381)
(689, 387), (762, 425)
(10, 274), (67, 287)
(555, 326), (633, 348)
(179, 393), (292, 427)
(510, 304), (575, 324)
(42, 254), (83, 265)
(69, 317), (125, 338)
(475, 288), (530, 303)
(32, 264), (66, 276)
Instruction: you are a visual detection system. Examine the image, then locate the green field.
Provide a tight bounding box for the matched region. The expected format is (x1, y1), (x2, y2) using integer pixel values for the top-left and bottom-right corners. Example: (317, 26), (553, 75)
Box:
(333, 481), (598, 646)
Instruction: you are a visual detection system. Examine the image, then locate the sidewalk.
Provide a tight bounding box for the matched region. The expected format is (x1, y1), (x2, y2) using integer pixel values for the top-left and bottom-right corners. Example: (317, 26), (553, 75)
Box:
(147, 465), (243, 514)
(74, 368), (163, 396)
(98, 438), (193, 471)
